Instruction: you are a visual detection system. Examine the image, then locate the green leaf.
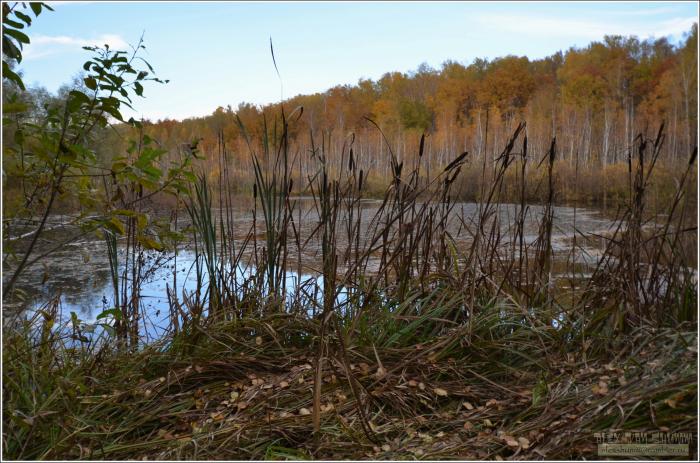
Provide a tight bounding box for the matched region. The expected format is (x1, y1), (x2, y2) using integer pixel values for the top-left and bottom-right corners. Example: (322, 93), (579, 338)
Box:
(137, 213), (148, 231)
(111, 160), (127, 173)
(97, 323), (116, 336)
(96, 308), (122, 320)
(3, 37), (22, 61)
(15, 11), (32, 26)
(135, 147), (166, 169)
(104, 216), (126, 235)
(100, 104), (124, 122)
(127, 117), (143, 129)
(84, 76), (97, 90)
(67, 90), (91, 111)
(5, 28), (30, 45)
(4, 18), (25, 29)
(140, 165), (163, 180)
(138, 235), (164, 251)
(112, 209), (138, 218)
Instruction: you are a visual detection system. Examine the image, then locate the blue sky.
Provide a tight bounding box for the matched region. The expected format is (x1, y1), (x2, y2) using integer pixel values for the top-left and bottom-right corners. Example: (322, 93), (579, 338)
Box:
(16, 1), (699, 121)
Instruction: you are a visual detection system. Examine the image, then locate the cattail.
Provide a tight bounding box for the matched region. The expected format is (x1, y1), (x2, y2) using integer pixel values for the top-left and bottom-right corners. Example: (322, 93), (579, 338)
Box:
(444, 151), (469, 172)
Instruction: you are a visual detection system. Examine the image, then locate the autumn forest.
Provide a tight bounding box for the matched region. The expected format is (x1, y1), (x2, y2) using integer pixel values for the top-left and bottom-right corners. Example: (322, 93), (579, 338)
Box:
(129, 27), (698, 204)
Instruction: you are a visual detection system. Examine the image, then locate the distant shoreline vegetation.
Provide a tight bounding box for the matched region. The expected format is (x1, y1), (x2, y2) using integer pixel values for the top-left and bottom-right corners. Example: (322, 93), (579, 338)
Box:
(54, 25), (697, 208)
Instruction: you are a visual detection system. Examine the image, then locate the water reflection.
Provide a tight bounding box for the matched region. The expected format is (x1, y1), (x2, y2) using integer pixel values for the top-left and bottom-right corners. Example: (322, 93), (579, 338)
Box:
(4, 200), (620, 341)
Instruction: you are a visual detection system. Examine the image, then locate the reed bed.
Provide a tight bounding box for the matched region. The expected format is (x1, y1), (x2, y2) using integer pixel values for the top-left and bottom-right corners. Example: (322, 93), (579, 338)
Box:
(2, 111), (697, 460)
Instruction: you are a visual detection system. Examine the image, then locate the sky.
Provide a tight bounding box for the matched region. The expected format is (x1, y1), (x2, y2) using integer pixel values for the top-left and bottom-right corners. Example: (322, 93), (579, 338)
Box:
(14, 1), (699, 121)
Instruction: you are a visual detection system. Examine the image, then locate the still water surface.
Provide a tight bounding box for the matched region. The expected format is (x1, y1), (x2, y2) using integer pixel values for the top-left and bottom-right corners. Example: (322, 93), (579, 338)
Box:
(4, 200), (619, 339)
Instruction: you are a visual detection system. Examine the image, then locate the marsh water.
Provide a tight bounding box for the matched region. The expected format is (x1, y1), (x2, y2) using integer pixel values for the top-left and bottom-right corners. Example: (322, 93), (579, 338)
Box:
(4, 199), (620, 339)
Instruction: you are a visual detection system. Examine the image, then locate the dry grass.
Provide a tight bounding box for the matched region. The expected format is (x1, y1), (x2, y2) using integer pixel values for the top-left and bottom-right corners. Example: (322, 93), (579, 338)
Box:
(3, 310), (696, 460)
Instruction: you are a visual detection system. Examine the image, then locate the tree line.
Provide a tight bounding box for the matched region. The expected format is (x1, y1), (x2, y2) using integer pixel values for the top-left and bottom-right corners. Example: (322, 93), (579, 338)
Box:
(6, 21), (698, 206)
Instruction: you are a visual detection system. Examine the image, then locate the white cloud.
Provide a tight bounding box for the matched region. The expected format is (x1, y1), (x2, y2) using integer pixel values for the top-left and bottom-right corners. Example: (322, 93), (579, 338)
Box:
(654, 17), (698, 39)
(23, 34), (129, 60)
(607, 6), (687, 17)
(474, 13), (696, 43)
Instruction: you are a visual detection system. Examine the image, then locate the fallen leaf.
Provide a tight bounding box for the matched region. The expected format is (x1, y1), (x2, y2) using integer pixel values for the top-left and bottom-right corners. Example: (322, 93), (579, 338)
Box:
(210, 411), (224, 422)
(434, 387), (448, 397)
(463, 401), (475, 410)
(408, 379), (418, 387)
(381, 444), (391, 452)
(299, 408), (311, 416)
(463, 421), (474, 431)
(255, 336), (262, 346)
(230, 391), (239, 401)
(279, 381), (289, 388)
(518, 437), (530, 449)
(505, 436), (519, 448)
(418, 382), (426, 391)
(591, 381), (608, 396)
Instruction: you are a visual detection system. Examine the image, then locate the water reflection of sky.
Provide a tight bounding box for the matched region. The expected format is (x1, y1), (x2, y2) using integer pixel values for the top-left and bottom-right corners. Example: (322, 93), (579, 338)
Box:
(5, 201), (620, 341)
